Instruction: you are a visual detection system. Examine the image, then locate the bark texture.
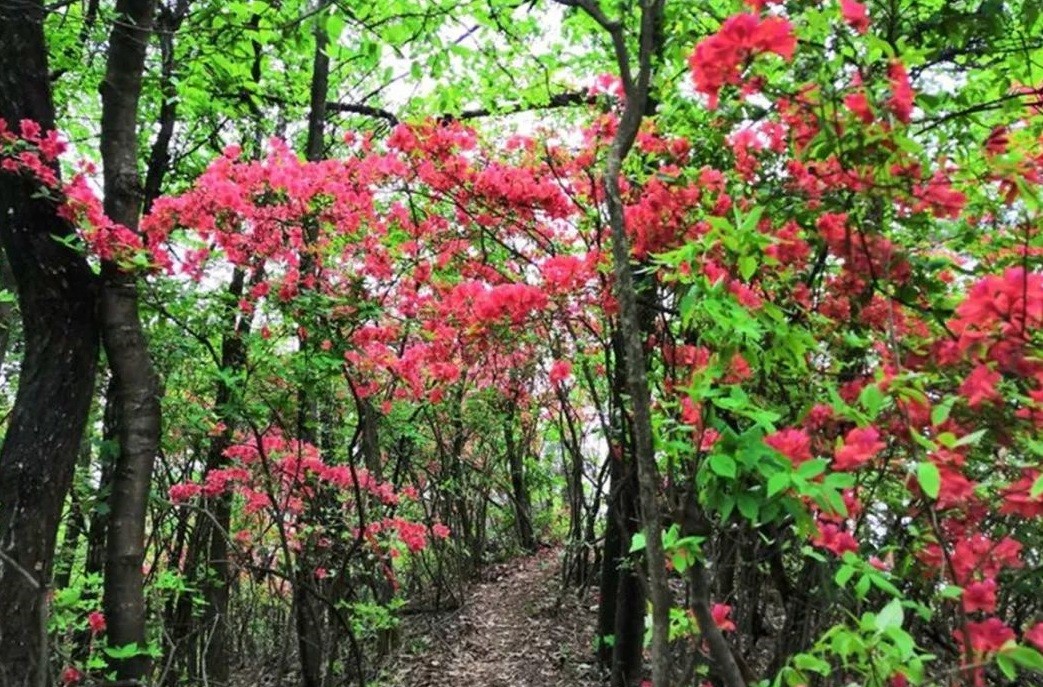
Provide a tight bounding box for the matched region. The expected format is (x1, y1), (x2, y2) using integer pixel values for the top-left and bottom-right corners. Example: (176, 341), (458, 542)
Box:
(98, 0), (161, 681)
(0, 3), (100, 685)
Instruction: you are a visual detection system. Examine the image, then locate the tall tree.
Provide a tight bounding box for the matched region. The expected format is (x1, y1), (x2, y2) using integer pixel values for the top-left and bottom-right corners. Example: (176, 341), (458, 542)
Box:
(98, 0), (162, 681)
(0, 2), (100, 685)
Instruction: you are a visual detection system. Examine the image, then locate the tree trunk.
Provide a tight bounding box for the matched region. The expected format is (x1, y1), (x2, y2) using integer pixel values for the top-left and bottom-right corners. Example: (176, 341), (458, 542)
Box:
(0, 5), (100, 686)
(98, 0), (161, 681)
(163, 268), (249, 686)
(142, 0), (192, 214)
(295, 21), (332, 686)
(504, 413), (536, 552)
(53, 421), (100, 591)
(592, 2), (680, 684)
(610, 456), (645, 687)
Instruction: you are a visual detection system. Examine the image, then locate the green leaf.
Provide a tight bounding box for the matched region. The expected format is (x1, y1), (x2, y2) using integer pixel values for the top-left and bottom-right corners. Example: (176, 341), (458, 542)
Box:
(792, 653), (831, 675)
(822, 488), (848, 517)
(931, 397), (956, 426)
(1030, 473), (1043, 499)
(672, 550), (690, 574)
(954, 428), (988, 447)
(797, 458), (828, 479)
(738, 205), (765, 234)
(104, 643), (143, 659)
(738, 255), (757, 281)
(628, 533), (646, 553)
(997, 653), (1018, 680)
(859, 384), (886, 417)
(823, 472), (856, 490)
(917, 461), (941, 499)
(709, 454), (738, 479)
(767, 472), (790, 497)
(874, 599), (904, 632)
(1005, 645), (1043, 672)
(737, 494), (758, 521)
(869, 572), (901, 597)
(53, 587), (82, 607)
(835, 564), (855, 587)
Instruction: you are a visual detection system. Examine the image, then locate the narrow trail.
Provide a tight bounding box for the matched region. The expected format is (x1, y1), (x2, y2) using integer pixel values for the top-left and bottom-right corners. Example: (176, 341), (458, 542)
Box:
(384, 549), (603, 687)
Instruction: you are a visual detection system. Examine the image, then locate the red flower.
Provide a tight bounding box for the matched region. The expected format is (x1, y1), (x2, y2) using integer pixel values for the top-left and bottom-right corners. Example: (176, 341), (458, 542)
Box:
(61, 667), (83, 686)
(764, 427), (813, 466)
(812, 521), (859, 556)
(168, 482), (203, 503)
(87, 611), (106, 635)
(711, 603), (737, 632)
(958, 618), (1015, 655)
(833, 426), (885, 471)
(1000, 469), (1043, 517)
(887, 60), (915, 123)
(959, 364), (1001, 408)
(432, 523), (451, 539)
(840, 0), (870, 32)
(984, 126), (1009, 155)
(549, 360), (573, 386)
(844, 91), (874, 123)
(1025, 621), (1043, 650)
(689, 13), (796, 108)
(962, 579), (997, 614)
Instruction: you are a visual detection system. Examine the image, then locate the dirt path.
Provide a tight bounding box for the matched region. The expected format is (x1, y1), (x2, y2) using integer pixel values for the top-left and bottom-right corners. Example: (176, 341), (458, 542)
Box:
(383, 548), (603, 687)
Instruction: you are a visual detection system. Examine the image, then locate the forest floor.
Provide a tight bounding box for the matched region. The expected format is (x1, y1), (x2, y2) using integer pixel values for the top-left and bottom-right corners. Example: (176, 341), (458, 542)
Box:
(381, 547), (605, 687)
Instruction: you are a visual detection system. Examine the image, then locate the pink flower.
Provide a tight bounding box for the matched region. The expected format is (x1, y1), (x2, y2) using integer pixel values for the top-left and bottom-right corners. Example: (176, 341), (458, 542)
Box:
(962, 579), (997, 614)
(833, 426), (885, 471)
(711, 603), (736, 632)
(689, 14), (797, 108)
(432, 523), (451, 539)
(764, 428), (813, 465)
(888, 60), (915, 123)
(840, 0), (870, 33)
(1025, 621), (1043, 650)
(168, 482), (202, 503)
(959, 618), (1015, 655)
(959, 364), (1001, 407)
(549, 360), (572, 386)
(812, 521), (859, 556)
(18, 118), (41, 140)
(87, 611), (106, 635)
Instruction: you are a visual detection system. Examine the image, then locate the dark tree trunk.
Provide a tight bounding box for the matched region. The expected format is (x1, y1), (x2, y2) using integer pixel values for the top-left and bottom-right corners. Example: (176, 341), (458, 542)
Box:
(142, 0), (192, 214)
(295, 23), (331, 687)
(602, 447), (646, 687)
(601, 329), (646, 686)
(0, 4), (100, 686)
(98, 0), (161, 682)
(305, 19), (329, 163)
(53, 424), (99, 591)
(597, 477), (622, 669)
(504, 413), (536, 552)
(86, 377), (121, 582)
